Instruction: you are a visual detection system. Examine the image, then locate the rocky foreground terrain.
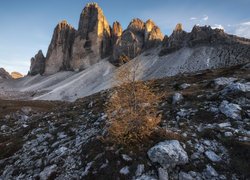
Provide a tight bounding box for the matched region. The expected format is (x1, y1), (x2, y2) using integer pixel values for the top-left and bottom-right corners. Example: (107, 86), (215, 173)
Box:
(0, 63), (249, 179)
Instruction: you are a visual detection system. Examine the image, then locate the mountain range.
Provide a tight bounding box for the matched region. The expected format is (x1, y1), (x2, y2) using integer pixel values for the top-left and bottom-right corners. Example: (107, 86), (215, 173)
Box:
(1, 2), (250, 101)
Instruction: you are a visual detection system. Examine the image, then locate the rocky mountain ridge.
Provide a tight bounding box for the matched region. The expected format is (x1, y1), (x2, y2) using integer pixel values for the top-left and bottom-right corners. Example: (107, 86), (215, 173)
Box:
(29, 2), (250, 76)
(29, 3), (164, 75)
(0, 68), (12, 80)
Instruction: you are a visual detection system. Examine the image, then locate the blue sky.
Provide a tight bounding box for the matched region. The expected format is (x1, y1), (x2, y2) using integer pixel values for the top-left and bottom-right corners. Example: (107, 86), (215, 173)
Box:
(0, 0), (250, 74)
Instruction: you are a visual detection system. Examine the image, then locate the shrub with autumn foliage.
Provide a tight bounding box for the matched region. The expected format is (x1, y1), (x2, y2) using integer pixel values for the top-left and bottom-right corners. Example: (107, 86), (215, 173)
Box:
(106, 58), (161, 145)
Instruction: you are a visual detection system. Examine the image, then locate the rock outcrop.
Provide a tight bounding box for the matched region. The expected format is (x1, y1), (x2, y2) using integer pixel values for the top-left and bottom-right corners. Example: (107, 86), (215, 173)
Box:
(113, 18), (163, 64)
(160, 24), (250, 56)
(70, 3), (112, 71)
(0, 68), (12, 79)
(111, 21), (122, 44)
(44, 20), (76, 74)
(29, 50), (46, 75)
(10, 72), (23, 79)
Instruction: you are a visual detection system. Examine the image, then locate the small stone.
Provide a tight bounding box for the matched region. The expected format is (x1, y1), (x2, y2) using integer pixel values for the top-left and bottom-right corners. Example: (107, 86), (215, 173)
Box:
(205, 151), (221, 162)
(39, 165), (57, 180)
(179, 171), (193, 180)
(120, 166), (130, 175)
(180, 83), (191, 89)
(158, 168), (168, 180)
(135, 164), (144, 177)
(172, 93), (183, 104)
(217, 122), (231, 128)
(122, 154), (132, 161)
(204, 164), (218, 177)
(224, 132), (233, 137)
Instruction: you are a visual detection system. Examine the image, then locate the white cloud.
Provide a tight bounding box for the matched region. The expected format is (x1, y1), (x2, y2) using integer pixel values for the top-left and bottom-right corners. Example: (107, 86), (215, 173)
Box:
(211, 24), (224, 30)
(190, 17), (197, 20)
(203, 15), (209, 21)
(235, 21), (250, 38)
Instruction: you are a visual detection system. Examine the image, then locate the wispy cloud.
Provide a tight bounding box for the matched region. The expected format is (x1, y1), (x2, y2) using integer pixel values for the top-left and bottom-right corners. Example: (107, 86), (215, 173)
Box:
(202, 15), (209, 21)
(190, 17), (197, 20)
(234, 21), (250, 38)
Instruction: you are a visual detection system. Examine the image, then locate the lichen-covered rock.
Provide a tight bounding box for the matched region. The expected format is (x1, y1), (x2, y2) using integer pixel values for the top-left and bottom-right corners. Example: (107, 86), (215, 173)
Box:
(44, 20), (76, 74)
(71, 3), (112, 71)
(148, 140), (188, 169)
(29, 50), (46, 75)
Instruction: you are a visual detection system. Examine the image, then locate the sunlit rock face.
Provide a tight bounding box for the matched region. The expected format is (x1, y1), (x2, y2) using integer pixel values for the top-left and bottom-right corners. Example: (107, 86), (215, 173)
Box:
(112, 18), (163, 64)
(11, 72), (23, 79)
(144, 19), (164, 48)
(44, 20), (76, 75)
(111, 21), (122, 44)
(71, 3), (112, 71)
(29, 50), (46, 75)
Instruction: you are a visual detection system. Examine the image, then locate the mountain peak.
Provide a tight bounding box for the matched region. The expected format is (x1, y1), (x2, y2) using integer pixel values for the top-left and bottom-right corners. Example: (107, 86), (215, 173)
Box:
(174, 23), (183, 32)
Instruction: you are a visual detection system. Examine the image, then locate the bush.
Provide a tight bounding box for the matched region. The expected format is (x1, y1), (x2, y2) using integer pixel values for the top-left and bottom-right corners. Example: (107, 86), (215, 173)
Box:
(106, 60), (161, 145)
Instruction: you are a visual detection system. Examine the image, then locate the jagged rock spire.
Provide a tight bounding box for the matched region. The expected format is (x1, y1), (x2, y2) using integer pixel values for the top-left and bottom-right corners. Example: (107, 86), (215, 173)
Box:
(29, 50), (46, 75)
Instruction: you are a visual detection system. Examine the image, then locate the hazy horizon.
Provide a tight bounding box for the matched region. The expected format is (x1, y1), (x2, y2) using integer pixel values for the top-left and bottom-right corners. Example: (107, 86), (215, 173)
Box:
(1, 0), (250, 74)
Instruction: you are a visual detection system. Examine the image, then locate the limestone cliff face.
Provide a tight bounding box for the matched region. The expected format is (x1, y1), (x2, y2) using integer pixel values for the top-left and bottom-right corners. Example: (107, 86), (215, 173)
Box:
(111, 21), (122, 44)
(113, 18), (163, 63)
(29, 50), (46, 75)
(44, 20), (76, 74)
(144, 19), (164, 48)
(160, 24), (250, 59)
(71, 3), (112, 71)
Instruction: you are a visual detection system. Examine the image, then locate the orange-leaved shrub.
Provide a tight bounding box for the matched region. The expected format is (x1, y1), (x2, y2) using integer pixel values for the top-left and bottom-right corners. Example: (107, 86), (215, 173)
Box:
(106, 58), (161, 145)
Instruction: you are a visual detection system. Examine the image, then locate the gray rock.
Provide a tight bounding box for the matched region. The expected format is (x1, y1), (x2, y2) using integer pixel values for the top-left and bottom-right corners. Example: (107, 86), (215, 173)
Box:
(222, 82), (250, 95)
(224, 132), (233, 137)
(179, 171), (193, 180)
(120, 166), (130, 175)
(214, 77), (237, 86)
(217, 122), (231, 128)
(136, 175), (157, 180)
(204, 164), (218, 177)
(205, 150), (221, 162)
(1, 125), (10, 132)
(39, 165), (57, 180)
(180, 83), (191, 89)
(158, 168), (168, 180)
(135, 164), (144, 177)
(148, 140), (188, 168)
(172, 92), (183, 104)
(219, 100), (242, 120)
(122, 154), (132, 161)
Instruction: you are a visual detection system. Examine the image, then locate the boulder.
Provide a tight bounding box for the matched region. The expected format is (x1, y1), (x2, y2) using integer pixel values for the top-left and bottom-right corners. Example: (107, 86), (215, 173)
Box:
(44, 20), (76, 74)
(219, 100), (242, 120)
(147, 140), (188, 169)
(205, 150), (221, 162)
(71, 3), (112, 71)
